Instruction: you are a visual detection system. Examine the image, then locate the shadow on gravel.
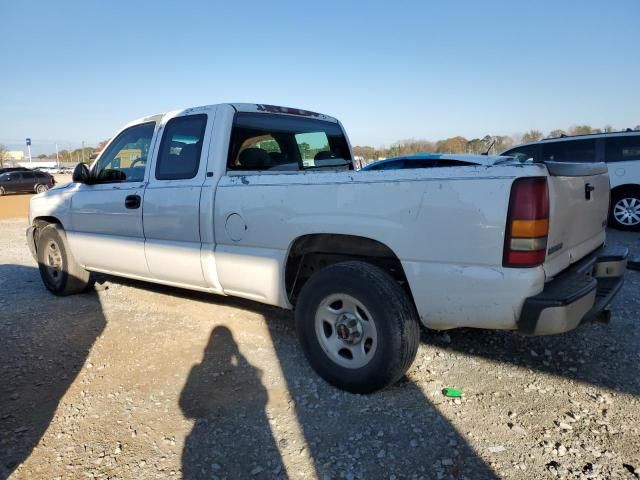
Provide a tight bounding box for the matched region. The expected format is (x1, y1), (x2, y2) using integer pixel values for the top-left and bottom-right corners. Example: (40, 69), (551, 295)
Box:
(180, 326), (287, 479)
(420, 302), (640, 398)
(102, 276), (497, 478)
(262, 314), (498, 479)
(0, 264), (105, 479)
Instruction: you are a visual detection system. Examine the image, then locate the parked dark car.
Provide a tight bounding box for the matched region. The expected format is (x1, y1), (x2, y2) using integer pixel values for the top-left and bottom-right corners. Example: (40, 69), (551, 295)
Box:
(0, 166), (31, 175)
(0, 170), (55, 195)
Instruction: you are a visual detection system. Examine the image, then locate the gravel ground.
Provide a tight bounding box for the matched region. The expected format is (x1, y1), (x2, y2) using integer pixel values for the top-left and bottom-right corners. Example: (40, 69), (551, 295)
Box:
(1, 218), (639, 480)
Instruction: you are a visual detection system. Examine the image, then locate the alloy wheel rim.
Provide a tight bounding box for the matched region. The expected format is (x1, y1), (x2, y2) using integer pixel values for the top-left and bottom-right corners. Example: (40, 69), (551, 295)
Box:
(314, 293), (377, 369)
(613, 197), (640, 226)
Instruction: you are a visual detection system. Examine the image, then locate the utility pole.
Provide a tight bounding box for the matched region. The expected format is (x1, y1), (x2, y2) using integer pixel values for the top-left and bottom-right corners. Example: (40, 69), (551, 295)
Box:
(82, 141), (85, 163)
(55, 143), (60, 167)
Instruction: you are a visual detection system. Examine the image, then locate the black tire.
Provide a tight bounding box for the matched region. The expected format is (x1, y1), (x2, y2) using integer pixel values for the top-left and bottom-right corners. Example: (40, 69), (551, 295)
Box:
(295, 261), (420, 394)
(609, 190), (640, 231)
(37, 224), (90, 295)
(35, 184), (49, 194)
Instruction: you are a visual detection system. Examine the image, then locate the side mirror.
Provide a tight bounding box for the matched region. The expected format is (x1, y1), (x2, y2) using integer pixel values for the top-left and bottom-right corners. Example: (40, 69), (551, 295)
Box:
(72, 163), (91, 184)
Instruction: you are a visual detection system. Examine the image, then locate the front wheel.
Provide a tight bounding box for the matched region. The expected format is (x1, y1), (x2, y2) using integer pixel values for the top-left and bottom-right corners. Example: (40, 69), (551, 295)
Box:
(37, 224), (90, 295)
(610, 191), (640, 231)
(35, 184), (49, 194)
(295, 261), (420, 393)
(0, 186), (5, 196)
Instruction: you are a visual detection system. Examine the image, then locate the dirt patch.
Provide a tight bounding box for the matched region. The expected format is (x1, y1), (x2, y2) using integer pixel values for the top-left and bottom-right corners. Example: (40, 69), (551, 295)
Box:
(0, 194), (32, 220)
(0, 175), (72, 220)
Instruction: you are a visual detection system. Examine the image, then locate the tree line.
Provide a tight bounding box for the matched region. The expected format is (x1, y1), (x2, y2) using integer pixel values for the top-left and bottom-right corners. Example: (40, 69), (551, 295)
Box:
(2, 123), (640, 168)
(353, 124), (640, 161)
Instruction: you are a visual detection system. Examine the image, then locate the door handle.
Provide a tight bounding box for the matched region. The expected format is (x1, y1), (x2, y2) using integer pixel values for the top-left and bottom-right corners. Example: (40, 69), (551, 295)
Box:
(125, 194), (141, 209)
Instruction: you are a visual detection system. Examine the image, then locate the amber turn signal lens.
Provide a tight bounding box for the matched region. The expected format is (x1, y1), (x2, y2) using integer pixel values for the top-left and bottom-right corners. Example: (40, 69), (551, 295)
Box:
(510, 219), (549, 238)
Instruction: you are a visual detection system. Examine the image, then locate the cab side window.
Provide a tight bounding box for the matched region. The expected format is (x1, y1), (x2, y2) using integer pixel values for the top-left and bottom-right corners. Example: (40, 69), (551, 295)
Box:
(94, 122), (156, 183)
(155, 114), (207, 180)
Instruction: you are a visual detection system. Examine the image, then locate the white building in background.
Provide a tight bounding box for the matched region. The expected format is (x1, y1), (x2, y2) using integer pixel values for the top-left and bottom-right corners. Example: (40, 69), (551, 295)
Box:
(18, 161), (58, 169)
(6, 151), (25, 161)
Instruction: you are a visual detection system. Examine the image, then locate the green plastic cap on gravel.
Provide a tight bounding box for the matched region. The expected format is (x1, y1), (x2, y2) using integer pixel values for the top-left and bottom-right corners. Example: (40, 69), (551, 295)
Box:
(442, 387), (462, 397)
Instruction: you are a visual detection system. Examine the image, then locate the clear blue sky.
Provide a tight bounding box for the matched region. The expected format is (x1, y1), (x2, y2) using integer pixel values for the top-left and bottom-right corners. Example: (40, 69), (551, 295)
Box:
(1, 0), (639, 155)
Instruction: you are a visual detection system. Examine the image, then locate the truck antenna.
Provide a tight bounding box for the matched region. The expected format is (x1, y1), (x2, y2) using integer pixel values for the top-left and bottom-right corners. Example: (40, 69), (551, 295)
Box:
(482, 139), (496, 156)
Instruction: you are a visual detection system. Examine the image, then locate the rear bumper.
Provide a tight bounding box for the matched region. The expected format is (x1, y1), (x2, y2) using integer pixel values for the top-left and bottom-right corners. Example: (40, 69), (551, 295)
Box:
(518, 245), (628, 335)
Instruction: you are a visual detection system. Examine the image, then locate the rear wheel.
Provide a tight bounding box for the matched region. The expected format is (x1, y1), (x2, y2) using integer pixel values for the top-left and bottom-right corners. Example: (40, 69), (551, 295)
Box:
(35, 184), (49, 194)
(37, 224), (90, 295)
(610, 190), (640, 231)
(0, 186), (5, 196)
(295, 261), (420, 393)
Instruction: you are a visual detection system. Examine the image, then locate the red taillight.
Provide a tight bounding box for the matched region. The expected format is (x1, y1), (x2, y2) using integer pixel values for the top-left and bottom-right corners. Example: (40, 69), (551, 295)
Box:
(503, 177), (549, 268)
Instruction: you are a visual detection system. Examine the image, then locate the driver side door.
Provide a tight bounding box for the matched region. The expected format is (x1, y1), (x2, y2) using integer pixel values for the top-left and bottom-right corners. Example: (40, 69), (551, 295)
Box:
(67, 121), (158, 277)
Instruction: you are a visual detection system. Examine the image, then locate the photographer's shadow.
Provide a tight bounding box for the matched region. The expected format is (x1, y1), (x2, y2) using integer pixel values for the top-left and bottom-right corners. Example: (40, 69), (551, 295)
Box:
(180, 326), (286, 479)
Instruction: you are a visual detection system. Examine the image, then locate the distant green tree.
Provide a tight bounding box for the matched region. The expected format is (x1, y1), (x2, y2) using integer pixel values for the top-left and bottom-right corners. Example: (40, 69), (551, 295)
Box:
(492, 135), (514, 153)
(569, 125), (592, 135)
(386, 139), (433, 157)
(436, 136), (468, 153)
(298, 142), (311, 160)
(634, 125), (640, 131)
(352, 146), (377, 160)
(466, 138), (485, 154)
(522, 129), (544, 143)
(70, 147), (96, 162)
(256, 140), (279, 154)
(548, 129), (566, 138)
(603, 125), (614, 133)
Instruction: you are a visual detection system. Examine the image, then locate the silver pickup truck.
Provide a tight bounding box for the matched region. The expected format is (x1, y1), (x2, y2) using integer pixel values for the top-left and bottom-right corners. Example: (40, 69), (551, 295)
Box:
(27, 103), (628, 392)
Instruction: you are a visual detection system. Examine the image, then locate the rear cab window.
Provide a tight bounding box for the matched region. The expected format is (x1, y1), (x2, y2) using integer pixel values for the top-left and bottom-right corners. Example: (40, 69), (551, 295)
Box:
(227, 113), (352, 172)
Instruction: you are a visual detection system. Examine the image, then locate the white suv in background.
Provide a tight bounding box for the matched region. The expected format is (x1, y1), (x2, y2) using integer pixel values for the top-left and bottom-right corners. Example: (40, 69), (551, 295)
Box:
(502, 131), (640, 231)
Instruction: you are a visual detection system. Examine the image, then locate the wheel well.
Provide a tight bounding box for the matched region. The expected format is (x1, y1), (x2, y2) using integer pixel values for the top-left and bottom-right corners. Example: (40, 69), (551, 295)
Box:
(611, 184), (640, 199)
(33, 216), (61, 228)
(32, 217), (62, 249)
(285, 234), (413, 306)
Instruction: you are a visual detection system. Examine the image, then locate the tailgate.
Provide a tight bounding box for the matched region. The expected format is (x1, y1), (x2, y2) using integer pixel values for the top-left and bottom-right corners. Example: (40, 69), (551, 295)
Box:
(543, 162), (610, 277)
